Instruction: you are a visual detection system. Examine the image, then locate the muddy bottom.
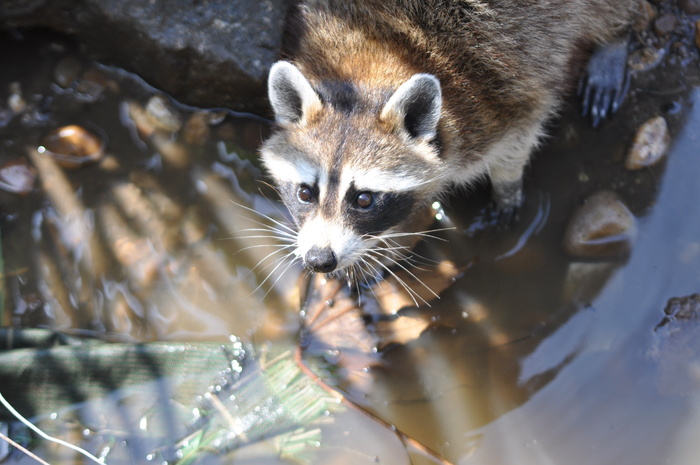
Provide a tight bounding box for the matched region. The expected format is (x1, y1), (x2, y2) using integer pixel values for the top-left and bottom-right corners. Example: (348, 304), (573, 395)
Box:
(1, 13), (700, 465)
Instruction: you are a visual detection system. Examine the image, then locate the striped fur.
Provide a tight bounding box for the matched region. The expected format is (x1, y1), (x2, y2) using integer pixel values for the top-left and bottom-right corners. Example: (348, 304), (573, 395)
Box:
(260, 0), (638, 276)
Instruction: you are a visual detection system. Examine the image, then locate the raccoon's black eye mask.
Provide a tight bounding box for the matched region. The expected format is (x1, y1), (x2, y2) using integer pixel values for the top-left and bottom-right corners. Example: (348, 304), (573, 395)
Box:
(342, 188), (417, 236)
(279, 179), (416, 236)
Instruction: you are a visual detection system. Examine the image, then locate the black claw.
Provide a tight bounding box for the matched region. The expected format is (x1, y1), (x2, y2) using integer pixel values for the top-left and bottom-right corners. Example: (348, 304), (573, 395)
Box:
(593, 87), (603, 117)
(599, 91), (612, 120)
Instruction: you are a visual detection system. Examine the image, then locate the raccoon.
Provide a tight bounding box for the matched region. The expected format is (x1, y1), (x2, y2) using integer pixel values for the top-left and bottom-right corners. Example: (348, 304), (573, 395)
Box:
(259, 0), (637, 278)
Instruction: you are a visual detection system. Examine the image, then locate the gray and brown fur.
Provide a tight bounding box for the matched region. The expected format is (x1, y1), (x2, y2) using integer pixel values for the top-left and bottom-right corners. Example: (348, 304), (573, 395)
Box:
(260, 0), (638, 276)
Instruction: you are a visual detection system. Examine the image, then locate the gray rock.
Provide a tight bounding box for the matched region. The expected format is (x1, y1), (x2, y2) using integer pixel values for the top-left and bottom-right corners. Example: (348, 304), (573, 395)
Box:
(0, 0), (289, 113)
(650, 294), (700, 395)
(657, 293), (700, 328)
(654, 13), (677, 36)
(680, 0), (700, 15)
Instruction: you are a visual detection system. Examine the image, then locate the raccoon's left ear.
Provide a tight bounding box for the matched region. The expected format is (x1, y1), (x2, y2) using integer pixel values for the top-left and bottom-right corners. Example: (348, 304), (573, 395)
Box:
(268, 61), (322, 126)
(380, 74), (442, 140)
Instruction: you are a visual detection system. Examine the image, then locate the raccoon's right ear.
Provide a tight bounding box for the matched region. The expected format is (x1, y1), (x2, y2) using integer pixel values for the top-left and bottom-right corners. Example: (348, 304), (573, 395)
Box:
(268, 61), (322, 126)
(380, 74), (442, 141)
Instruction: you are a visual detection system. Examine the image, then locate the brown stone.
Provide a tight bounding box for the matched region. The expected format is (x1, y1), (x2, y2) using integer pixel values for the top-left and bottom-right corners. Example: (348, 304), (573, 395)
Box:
(633, 1), (658, 32)
(625, 116), (671, 170)
(0, 159), (36, 195)
(628, 47), (665, 72)
(563, 190), (636, 258)
(654, 13), (677, 35)
(680, 0), (700, 15)
(39, 125), (105, 169)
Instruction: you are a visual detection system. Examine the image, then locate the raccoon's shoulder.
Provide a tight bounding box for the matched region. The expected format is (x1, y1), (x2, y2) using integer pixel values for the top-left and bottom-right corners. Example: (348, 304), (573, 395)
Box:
(281, 0), (638, 150)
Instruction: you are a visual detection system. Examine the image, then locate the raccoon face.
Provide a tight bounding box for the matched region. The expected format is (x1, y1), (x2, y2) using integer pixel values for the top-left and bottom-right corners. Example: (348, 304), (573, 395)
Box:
(260, 61), (443, 275)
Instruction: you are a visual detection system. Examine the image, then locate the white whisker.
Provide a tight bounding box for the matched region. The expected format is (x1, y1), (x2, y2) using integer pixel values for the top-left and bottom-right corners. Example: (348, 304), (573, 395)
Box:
(248, 249), (294, 277)
(229, 223), (297, 243)
(235, 243), (296, 258)
(353, 257), (384, 304)
(235, 227), (298, 240)
(234, 234), (297, 244)
(230, 201), (298, 235)
(251, 250), (299, 295)
(258, 255), (302, 301)
(367, 247), (440, 304)
(364, 236), (432, 270)
(375, 227), (453, 242)
(363, 253), (426, 307)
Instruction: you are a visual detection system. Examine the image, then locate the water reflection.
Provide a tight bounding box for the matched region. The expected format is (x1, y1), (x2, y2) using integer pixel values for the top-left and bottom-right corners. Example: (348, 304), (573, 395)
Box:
(0, 21), (699, 465)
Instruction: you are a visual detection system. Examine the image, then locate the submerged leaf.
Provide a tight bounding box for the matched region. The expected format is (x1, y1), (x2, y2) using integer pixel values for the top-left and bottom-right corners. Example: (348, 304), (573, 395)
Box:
(300, 260), (462, 392)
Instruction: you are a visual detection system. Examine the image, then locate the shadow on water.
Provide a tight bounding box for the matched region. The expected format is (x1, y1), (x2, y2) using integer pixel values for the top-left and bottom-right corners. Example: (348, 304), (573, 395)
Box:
(0, 7), (700, 464)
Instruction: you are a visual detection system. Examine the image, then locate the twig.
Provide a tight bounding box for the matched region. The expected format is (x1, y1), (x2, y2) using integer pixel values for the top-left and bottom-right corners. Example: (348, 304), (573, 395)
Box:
(0, 392), (107, 464)
(0, 429), (51, 465)
(293, 346), (455, 465)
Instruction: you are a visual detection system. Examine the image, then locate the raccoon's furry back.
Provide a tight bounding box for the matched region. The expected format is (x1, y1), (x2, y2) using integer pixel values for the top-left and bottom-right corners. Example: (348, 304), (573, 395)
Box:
(281, 0), (637, 157)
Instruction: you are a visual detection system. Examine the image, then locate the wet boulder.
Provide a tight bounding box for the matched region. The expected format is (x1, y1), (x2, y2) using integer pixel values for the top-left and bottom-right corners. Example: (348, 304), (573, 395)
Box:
(625, 116), (671, 170)
(39, 125), (105, 169)
(0, 159), (36, 195)
(654, 13), (678, 36)
(563, 190), (636, 258)
(680, 0), (700, 15)
(0, 0), (289, 113)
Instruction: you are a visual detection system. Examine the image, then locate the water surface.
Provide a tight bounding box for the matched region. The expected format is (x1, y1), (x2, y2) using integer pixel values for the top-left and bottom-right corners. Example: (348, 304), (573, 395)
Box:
(0, 25), (699, 465)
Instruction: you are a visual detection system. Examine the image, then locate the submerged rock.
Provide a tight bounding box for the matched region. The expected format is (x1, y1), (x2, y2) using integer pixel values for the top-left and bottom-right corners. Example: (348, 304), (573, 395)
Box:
(563, 190), (636, 258)
(183, 112), (213, 145)
(53, 55), (82, 88)
(7, 82), (26, 114)
(0, 159), (36, 195)
(145, 95), (183, 133)
(628, 47), (665, 71)
(680, 0), (700, 15)
(633, 1), (658, 32)
(0, 0), (289, 113)
(39, 124), (105, 169)
(625, 116), (671, 170)
(654, 13), (678, 35)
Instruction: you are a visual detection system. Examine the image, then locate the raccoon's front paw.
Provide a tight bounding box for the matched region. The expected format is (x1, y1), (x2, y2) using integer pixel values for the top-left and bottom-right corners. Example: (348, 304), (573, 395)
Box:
(491, 203), (520, 226)
(579, 37), (630, 128)
(491, 179), (524, 225)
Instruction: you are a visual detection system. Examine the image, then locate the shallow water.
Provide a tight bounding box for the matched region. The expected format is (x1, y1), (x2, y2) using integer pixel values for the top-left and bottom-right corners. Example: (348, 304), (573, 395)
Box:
(1, 21), (700, 465)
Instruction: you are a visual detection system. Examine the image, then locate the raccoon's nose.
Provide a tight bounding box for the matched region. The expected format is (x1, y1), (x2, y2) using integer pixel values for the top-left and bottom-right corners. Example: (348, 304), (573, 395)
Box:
(305, 246), (338, 273)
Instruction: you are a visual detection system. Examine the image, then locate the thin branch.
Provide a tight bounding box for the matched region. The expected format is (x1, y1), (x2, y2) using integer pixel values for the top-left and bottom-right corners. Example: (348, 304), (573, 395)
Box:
(0, 392), (107, 465)
(293, 347), (454, 465)
(0, 429), (51, 465)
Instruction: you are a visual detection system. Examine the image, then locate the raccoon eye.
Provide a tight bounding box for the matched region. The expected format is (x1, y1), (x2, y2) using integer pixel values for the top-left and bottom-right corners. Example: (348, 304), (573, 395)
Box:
(355, 191), (374, 209)
(297, 185), (314, 203)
